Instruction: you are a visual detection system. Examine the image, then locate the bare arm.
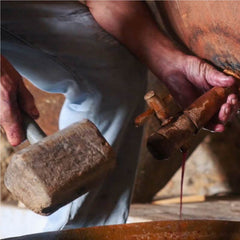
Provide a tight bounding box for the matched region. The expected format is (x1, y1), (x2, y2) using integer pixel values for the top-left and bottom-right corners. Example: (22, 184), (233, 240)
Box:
(86, 1), (181, 78)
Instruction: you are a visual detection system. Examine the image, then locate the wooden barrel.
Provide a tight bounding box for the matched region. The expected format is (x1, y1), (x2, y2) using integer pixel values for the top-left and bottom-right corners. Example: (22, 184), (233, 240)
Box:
(6, 220), (240, 240)
(157, 1), (240, 77)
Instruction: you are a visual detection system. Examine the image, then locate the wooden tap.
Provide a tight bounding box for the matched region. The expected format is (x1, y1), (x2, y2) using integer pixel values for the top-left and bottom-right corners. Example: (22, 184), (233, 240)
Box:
(134, 91), (181, 127)
(147, 85), (238, 160)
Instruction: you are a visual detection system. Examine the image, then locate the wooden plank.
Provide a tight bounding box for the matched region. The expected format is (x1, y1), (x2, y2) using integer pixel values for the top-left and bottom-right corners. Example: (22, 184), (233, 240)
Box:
(152, 195), (205, 205)
(129, 198), (240, 222)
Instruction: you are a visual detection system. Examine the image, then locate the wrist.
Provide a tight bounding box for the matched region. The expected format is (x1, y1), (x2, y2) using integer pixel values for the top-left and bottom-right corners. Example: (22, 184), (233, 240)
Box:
(143, 35), (186, 81)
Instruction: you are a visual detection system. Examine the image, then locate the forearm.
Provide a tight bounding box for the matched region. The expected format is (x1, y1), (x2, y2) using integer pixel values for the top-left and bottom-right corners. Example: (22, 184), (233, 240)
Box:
(86, 1), (185, 78)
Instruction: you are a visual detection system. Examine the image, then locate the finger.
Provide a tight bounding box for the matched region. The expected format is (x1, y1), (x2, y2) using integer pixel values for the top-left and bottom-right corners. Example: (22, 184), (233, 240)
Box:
(203, 63), (235, 87)
(213, 123), (225, 133)
(204, 95), (238, 133)
(218, 103), (232, 123)
(3, 121), (25, 146)
(204, 116), (225, 133)
(227, 93), (238, 104)
(0, 98), (25, 146)
(18, 80), (39, 119)
(226, 94), (239, 115)
(218, 95), (239, 123)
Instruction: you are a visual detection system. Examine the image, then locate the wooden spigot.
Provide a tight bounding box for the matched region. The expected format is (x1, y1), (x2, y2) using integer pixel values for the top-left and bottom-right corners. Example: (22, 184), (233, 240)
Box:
(134, 90), (181, 127)
(147, 85), (238, 160)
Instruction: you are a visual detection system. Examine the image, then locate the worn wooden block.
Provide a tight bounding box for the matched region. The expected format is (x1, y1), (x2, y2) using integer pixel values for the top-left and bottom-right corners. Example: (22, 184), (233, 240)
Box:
(4, 120), (116, 215)
(5, 220), (240, 240)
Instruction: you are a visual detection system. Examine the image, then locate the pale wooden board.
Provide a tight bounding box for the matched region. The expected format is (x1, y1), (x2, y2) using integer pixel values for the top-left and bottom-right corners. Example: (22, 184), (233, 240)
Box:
(128, 198), (240, 223)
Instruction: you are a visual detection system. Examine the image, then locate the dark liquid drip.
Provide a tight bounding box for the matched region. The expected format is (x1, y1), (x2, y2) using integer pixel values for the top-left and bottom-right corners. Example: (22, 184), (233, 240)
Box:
(180, 151), (188, 219)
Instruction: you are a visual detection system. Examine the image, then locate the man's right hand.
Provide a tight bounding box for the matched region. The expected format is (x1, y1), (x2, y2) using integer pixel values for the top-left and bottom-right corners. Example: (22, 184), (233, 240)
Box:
(0, 55), (39, 146)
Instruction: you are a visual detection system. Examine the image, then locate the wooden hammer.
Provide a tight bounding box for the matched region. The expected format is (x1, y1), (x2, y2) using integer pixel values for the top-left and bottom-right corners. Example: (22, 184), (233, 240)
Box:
(4, 117), (116, 215)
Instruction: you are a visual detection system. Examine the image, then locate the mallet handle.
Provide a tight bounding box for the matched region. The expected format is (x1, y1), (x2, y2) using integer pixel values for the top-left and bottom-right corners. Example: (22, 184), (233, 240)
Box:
(23, 114), (46, 144)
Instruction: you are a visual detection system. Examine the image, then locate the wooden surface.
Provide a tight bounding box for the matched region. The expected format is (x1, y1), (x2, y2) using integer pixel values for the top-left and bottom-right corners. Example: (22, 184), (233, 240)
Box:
(24, 79), (64, 136)
(5, 220), (240, 240)
(5, 120), (116, 215)
(133, 72), (240, 203)
(1, 198), (239, 239)
(158, 1), (240, 77)
(129, 197), (240, 223)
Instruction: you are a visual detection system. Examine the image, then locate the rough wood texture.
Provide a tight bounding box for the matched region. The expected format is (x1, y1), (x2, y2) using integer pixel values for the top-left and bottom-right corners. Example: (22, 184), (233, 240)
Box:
(130, 197), (240, 222)
(23, 79), (64, 136)
(0, 132), (15, 202)
(4, 120), (116, 215)
(133, 74), (185, 203)
(147, 86), (238, 160)
(147, 114), (196, 160)
(184, 86), (237, 129)
(133, 71), (240, 202)
(132, 73), (208, 203)
(158, 1), (240, 76)
(5, 220), (240, 240)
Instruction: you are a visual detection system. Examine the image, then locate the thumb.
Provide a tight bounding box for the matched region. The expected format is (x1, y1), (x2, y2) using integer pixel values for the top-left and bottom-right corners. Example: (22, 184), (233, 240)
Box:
(204, 63), (235, 87)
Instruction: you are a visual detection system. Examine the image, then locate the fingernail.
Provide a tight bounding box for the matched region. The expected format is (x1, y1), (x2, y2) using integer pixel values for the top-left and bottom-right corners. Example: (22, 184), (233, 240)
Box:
(9, 130), (25, 146)
(225, 106), (230, 115)
(215, 125), (224, 132)
(221, 75), (234, 82)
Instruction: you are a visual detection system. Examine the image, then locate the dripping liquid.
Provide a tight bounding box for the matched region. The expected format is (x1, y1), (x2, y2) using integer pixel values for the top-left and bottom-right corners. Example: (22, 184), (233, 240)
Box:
(180, 151), (188, 219)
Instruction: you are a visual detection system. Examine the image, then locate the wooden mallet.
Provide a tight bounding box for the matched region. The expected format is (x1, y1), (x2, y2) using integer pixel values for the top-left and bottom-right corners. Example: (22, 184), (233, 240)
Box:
(4, 117), (116, 215)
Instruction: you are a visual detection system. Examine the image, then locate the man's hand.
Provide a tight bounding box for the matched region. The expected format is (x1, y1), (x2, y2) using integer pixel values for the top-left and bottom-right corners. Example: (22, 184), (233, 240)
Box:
(1, 56), (39, 146)
(159, 54), (238, 132)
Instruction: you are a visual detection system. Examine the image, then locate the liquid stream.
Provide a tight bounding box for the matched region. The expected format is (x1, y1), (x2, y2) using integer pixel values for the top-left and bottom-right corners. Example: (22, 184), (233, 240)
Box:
(180, 151), (188, 219)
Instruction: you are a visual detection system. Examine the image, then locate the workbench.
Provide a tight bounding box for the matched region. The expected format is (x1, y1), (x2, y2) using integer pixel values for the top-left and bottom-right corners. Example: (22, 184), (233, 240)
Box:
(128, 196), (240, 223)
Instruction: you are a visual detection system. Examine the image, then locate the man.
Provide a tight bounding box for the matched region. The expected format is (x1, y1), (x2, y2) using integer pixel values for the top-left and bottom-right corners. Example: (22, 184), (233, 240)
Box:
(1, 1), (238, 236)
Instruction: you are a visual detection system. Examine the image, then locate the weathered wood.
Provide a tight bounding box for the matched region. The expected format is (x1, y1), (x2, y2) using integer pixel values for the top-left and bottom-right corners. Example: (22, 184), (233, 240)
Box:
(4, 120), (116, 215)
(5, 219), (240, 240)
(24, 79), (64, 136)
(0, 132), (15, 202)
(152, 195), (205, 205)
(133, 73), (208, 203)
(147, 114), (196, 160)
(133, 71), (240, 203)
(158, 1), (240, 76)
(132, 75), (187, 203)
(147, 86), (238, 160)
(134, 0), (240, 199)
(130, 197), (240, 222)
